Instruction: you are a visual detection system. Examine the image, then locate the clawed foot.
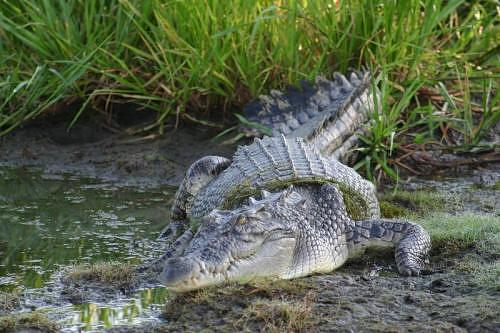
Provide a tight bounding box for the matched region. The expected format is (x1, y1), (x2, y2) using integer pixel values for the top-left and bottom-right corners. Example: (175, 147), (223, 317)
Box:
(395, 223), (431, 277)
(158, 220), (185, 244)
(397, 260), (424, 276)
(396, 249), (430, 276)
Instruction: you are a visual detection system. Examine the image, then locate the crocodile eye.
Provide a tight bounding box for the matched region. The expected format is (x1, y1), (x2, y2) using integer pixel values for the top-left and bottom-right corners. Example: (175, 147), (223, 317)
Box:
(235, 215), (247, 225)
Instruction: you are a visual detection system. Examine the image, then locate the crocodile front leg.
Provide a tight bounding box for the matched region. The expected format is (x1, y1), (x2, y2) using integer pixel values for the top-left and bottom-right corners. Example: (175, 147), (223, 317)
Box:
(346, 219), (431, 276)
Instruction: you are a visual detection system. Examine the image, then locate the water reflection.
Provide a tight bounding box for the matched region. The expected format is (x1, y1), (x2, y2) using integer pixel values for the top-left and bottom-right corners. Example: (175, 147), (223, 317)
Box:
(0, 167), (173, 288)
(0, 167), (175, 330)
(72, 287), (169, 332)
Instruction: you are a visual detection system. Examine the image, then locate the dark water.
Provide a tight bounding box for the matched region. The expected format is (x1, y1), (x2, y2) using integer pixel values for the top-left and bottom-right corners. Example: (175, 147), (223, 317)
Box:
(0, 167), (175, 331)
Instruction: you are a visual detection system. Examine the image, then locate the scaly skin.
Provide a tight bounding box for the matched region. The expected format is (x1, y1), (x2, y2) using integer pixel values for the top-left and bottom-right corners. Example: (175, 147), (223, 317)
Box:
(162, 71), (378, 241)
(161, 135), (380, 243)
(152, 71), (431, 291)
(159, 185), (431, 292)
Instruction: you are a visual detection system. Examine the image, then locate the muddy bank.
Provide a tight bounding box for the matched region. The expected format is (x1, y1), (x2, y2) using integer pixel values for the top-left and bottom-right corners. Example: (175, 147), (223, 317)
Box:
(106, 248), (499, 333)
(0, 115), (236, 187)
(1, 114), (498, 189)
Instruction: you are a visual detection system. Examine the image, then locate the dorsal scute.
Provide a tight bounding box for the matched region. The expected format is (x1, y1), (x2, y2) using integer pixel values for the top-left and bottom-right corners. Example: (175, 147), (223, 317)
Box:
(230, 136), (379, 220)
(243, 71), (370, 140)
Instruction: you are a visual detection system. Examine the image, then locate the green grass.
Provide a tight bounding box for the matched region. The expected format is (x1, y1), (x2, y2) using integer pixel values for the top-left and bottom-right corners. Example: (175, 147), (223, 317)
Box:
(0, 0), (498, 179)
(417, 212), (500, 290)
(417, 213), (500, 254)
(379, 189), (466, 218)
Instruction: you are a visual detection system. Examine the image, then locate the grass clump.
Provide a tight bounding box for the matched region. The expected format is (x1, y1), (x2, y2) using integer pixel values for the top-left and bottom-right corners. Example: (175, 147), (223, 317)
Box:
(417, 213), (500, 254)
(454, 257), (500, 291)
(163, 278), (316, 331)
(236, 296), (315, 333)
(379, 189), (454, 218)
(0, 312), (58, 333)
(65, 262), (137, 290)
(0, 292), (19, 315)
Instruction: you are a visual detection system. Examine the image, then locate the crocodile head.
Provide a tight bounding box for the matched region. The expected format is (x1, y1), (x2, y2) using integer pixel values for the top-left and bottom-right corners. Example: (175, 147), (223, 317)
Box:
(160, 189), (299, 291)
(160, 184), (348, 291)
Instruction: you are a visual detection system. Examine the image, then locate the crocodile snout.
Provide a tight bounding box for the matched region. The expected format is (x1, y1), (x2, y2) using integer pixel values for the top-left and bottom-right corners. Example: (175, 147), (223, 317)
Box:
(160, 257), (201, 291)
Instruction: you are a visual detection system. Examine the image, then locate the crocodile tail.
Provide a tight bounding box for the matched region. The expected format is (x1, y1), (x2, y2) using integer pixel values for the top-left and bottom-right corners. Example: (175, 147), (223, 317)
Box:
(243, 70), (378, 159)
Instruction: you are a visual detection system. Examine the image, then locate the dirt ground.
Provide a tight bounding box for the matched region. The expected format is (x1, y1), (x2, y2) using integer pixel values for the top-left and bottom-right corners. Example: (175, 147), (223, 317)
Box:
(98, 245), (498, 333)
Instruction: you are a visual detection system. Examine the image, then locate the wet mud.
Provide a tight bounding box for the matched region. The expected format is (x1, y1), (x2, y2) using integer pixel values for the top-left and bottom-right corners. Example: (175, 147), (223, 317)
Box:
(0, 116), (236, 187)
(103, 247), (499, 333)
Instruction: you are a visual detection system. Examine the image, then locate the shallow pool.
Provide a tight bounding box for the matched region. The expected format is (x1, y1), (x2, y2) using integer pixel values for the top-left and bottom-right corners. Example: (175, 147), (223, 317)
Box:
(0, 167), (175, 331)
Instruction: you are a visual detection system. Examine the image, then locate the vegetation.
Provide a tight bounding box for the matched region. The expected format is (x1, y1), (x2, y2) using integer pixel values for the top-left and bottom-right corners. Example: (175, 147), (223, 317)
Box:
(0, 312), (59, 333)
(163, 278), (317, 332)
(237, 297), (315, 333)
(0, 292), (19, 314)
(417, 212), (499, 291)
(379, 187), (499, 256)
(0, 0), (498, 179)
(379, 189), (454, 218)
(418, 213), (500, 254)
(65, 262), (137, 290)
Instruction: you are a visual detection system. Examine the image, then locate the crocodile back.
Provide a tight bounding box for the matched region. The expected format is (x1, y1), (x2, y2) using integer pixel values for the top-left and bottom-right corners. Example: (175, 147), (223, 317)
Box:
(189, 135), (380, 221)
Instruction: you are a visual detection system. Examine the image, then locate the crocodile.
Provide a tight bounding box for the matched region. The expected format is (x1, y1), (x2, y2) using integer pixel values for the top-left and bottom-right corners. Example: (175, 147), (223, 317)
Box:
(155, 70), (431, 291)
(161, 185), (431, 291)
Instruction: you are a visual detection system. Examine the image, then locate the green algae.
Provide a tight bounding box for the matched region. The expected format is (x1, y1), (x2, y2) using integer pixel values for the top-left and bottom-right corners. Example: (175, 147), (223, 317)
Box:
(222, 178), (370, 221)
(379, 201), (408, 218)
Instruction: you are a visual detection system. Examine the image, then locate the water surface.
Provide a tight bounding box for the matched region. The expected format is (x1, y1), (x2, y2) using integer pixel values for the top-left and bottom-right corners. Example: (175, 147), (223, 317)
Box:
(0, 167), (175, 331)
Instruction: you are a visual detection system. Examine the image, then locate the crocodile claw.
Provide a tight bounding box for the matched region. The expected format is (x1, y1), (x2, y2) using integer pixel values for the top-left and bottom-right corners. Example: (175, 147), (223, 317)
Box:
(396, 254), (427, 276)
(397, 264), (422, 276)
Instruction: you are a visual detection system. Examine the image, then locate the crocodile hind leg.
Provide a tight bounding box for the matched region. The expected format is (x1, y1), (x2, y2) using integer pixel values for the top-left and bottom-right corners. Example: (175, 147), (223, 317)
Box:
(160, 155), (231, 242)
(346, 219), (431, 276)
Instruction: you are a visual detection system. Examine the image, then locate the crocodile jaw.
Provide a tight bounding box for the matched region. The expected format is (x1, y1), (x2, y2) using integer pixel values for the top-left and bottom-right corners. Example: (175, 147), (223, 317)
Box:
(160, 236), (296, 292)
